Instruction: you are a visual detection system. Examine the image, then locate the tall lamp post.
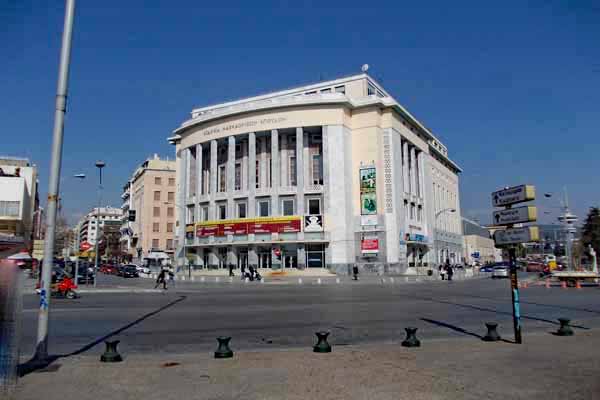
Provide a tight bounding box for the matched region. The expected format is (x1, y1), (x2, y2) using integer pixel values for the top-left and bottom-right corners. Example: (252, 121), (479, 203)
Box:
(434, 208), (456, 264)
(93, 161), (105, 287)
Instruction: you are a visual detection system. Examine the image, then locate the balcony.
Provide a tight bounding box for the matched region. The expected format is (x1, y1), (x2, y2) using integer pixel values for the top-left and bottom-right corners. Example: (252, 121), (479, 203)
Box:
(305, 184), (323, 193)
(279, 186), (297, 195)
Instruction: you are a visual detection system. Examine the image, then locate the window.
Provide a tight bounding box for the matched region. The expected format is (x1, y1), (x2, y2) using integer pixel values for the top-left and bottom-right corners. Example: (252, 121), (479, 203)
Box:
(168, 192), (175, 202)
(410, 204), (415, 220)
(367, 84), (376, 96)
(153, 223), (160, 233)
(308, 198), (321, 215)
(282, 199), (295, 216)
(404, 200), (409, 220)
(289, 156), (297, 186)
(417, 205), (423, 222)
(305, 90), (317, 95)
(166, 239), (174, 249)
(155, 177), (162, 185)
(219, 204), (227, 220)
(219, 165), (226, 192)
(255, 160), (260, 188)
(154, 191), (161, 201)
(258, 200), (270, 217)
(237, 202), (247, 218)
(186, 206), (195, 224)
(167, 207), (174, 217)
(320, 88), (331, 93)
(269, 159), (272, 187)
(153, 207), (160, 217)
(202, 206), (209, 221)
(167, 223), (174, 233)
(152, 239), (160, 248)
(235, 162), (241, 190)
(168, 177), (175, 186)
(334, 85), (346, 94)
(312, 154), (323, 185)
(0, 201), (20, 217)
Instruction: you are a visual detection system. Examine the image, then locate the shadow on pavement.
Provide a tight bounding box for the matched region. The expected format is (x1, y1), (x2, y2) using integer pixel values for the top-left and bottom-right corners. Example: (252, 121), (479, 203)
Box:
(420, 318), (484, 339)
(18, 295), (186, 377)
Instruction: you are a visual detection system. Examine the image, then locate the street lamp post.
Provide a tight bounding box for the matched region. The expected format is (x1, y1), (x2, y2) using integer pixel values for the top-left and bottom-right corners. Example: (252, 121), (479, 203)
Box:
(434, 208), (456, 265)
(72, 173), (85, 285)
(93, 161), (105, 287)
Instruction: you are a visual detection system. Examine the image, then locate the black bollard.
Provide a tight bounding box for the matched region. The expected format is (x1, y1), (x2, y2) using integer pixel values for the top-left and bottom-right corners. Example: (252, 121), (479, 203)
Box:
(100, 340), (123, 362)
(482, 322), (501, 342)
(556, 318), (574, 336)
(313, 331), (332, 353)
(401, 327), (421, 347)
(214, 336), (234, 358)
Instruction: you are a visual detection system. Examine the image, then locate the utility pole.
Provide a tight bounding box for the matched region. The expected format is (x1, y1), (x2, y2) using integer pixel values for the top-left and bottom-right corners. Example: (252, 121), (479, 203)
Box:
(36, 0), (76, 361)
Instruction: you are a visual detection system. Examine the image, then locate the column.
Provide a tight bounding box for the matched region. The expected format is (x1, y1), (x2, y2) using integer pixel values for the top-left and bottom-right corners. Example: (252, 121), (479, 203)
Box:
(410, 146), (417, 197)
(177, 148), (188, 265)
(303, 131), (309, 188)
(195, 143), (202, 216)
(184, 148), (191, 200)
(227, 246), (237, 268)
(227, 136), (235, 217)
(280, 133), (288, 187)
(260, 136), (267, 190)
(296, 127), (305, 215)
(248, 133), (256, 218)
(418, 151), (425, 200)
(402, 140), (409, 194)
(297, 245), (306, 269)
(248, 245), (258, 268)
(271, 129), (280, 215)
(209, 140), (217, 219)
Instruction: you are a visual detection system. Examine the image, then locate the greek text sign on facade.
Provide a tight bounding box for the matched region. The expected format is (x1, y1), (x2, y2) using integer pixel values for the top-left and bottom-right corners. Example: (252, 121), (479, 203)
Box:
(199, 117), (288, 138)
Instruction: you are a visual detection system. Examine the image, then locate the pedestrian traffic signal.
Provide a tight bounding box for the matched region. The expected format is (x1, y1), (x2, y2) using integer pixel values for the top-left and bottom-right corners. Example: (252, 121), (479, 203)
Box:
(128, 210), (136, 221)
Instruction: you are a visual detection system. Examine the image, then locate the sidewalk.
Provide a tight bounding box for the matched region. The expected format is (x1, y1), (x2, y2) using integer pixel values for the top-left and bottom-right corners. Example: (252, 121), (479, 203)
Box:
(13, 331), (600, 400)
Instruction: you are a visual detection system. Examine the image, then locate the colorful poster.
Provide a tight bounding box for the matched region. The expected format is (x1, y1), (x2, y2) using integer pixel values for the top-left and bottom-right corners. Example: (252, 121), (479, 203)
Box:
(361, 193), (377, 215)
(360, 167), (377, 216)
(360, 167), (376, 193)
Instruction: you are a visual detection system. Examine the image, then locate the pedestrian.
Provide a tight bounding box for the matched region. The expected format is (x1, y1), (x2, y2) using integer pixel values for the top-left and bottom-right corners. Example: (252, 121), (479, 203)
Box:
(352, 264), (359, 281)
(447, 265), (454, 281)
(240, 265), (246, 280)
(229, 264), (234, 277)
(440, 265), (446, 280)
(168, 268), (175, 285)
(155, 269), (167, 290)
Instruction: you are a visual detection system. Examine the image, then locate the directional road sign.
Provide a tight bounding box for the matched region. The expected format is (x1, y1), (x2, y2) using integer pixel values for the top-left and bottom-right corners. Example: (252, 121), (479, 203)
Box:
(494, 226), (539, 246)
(492, 185), (535, 207)
(493, 206), (537, 226)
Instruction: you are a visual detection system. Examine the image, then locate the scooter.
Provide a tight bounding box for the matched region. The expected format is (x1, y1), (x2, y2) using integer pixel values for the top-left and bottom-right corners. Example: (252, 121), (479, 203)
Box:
(36, 276), (79, 299)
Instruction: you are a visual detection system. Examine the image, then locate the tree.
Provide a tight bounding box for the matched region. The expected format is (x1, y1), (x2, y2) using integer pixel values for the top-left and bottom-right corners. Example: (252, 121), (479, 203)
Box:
(581, 207), (600, 257)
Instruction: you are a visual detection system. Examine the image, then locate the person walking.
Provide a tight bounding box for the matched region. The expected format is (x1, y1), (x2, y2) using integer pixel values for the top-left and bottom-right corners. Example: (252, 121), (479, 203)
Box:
(439, 264), (446, 280)
(447, 265), (454, 281)
(352, 264), (359, 281)
(154, 269), (167, 290)
(228, 264), (234, 277)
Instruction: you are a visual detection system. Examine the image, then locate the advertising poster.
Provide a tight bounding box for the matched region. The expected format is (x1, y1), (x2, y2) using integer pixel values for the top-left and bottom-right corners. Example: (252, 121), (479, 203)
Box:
(360, 167), (377, 216)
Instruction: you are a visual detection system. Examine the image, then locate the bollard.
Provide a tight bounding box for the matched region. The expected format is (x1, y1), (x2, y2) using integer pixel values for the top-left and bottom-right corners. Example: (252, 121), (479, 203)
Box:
(200, 276), (205, 282)
(390, 277), (395, 284)
(214, 336), (234, 358)
(260, 278), (265, 283)
(298, 278), (303, 285)
(245, 277), (249, 283)
(100, 340), (123, 362)
(336, 278), (340, 284)
(381, 278), (385, 284)
(317, 278), (322, 285)
(482, 322), (501, 342)
(181, 276), (186, 281)
(401, 327), (421, 347)
(555, 318), (574, 336)
(313, 331), (332, 353)
(215, 277), (220, 283)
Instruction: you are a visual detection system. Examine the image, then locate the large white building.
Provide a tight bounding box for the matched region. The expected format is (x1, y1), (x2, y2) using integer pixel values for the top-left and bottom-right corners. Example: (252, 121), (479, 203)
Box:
(169, 72), (463, 274)
(78, 207), (122, 247)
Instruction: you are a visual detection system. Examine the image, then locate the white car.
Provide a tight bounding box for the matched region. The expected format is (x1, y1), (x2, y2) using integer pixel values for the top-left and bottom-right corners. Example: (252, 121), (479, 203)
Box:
(130, 264), (151, 275)
(492, 265), (509, 279)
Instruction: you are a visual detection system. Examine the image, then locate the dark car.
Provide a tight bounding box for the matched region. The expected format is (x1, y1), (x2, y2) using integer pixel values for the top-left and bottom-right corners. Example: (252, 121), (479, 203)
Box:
(118, 265), (139, 278)
(76, 264), (95, 284)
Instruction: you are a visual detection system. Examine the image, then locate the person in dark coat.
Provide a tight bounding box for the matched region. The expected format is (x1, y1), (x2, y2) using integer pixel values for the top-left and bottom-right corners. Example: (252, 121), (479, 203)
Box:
(447, 265), (454, 281)
(155, 269), (167, 290)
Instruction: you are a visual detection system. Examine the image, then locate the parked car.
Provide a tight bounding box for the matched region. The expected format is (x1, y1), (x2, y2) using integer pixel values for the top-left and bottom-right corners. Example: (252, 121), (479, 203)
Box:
(117, 265), (139, 278)
(135, 265), (151, 275)
(492, 265), (509, 279)
(526, 262), (545, 273)
(479, 265), (494, 273)
(100, 264), (118, 274)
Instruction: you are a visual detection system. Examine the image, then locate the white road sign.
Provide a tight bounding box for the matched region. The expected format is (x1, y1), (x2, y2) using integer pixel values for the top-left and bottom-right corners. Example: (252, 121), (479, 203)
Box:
(494, 226), (539, 245)
(492, 185), (535, 207)
(493, 206), (537, 226)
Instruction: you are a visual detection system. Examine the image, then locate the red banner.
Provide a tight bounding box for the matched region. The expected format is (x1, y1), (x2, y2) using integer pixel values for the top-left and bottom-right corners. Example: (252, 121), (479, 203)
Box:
(196, 217), (301, 237)
(361, 239), (379, 253)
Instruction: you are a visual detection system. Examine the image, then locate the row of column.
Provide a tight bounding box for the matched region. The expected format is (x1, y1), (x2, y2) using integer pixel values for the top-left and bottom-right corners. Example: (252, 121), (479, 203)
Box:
(433, 181), (459, 233)
(196, 245), (307, 269)
(401, 140), (424, 199)
(183, 128), (308, 222)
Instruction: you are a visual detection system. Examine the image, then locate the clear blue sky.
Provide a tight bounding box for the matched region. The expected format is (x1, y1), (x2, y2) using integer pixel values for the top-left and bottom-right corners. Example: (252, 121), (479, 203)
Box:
(3, 0), (599, 225)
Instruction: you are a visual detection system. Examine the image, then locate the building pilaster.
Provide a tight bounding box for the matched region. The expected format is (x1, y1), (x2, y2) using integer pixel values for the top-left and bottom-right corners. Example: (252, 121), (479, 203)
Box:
(209, 140), (217, 219)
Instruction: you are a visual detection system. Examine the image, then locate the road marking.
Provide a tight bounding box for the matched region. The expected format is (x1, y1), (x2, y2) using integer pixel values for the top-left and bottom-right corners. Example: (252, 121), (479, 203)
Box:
(22, 307), (101, 313)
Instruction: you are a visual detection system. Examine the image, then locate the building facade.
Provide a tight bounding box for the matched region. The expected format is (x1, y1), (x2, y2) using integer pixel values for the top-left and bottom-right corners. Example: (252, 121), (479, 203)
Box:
(120, 155), (177, 262)
(78, 207), (122, 247)
(0, 157), (39, 246)
(462, 217), (500, 265)
(170, 73), (463, 274)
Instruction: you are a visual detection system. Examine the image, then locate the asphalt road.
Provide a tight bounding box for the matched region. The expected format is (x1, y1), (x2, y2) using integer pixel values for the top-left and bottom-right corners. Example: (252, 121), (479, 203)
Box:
(19, 275), (600, 358)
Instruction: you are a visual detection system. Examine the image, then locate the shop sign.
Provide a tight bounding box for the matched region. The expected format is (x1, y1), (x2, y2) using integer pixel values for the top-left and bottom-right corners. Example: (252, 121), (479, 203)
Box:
(304, 215), (323, 232)
(361, 215), (378, 226)
(403, 233), (427, 243)
(361, 239), (379, 254)
(360, 167), (377, 217)
(196, 216), (302, 237)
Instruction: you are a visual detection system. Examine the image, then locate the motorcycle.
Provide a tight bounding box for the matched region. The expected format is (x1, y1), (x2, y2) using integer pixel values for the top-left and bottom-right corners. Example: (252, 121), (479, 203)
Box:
(36, 276), (79, 299)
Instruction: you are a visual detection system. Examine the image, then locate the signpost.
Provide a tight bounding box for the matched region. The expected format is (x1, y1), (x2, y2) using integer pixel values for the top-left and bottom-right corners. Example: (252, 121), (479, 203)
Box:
(492, 185), (538, 344)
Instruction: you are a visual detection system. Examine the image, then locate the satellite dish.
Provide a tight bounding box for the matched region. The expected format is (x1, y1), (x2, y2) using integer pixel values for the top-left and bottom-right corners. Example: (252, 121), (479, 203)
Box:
(361, 64), (369, 73)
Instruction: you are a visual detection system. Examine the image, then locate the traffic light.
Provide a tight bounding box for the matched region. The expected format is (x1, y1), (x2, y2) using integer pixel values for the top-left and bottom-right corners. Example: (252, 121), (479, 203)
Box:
(128, 209), (136, 222)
